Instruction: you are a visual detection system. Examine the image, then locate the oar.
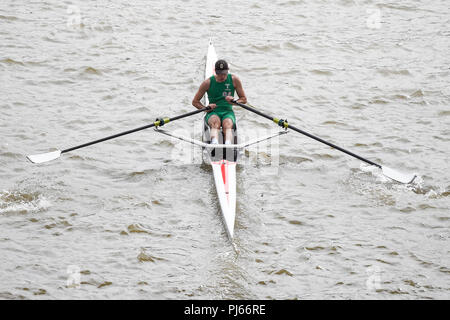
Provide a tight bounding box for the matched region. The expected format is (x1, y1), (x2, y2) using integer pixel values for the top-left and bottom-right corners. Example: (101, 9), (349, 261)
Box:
(231, 100), (416, 184)
(27, 106), (210, 164)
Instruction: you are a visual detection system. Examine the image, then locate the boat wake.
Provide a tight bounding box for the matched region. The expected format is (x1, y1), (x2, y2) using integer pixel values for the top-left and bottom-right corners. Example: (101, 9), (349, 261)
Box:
(345, 164), (449, 201)
(0, 189), (51, 215)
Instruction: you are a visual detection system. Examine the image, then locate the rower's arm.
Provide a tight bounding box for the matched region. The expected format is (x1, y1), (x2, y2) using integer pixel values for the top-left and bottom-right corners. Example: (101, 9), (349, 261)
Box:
(192, 79), (210, 109)
(233, 75), (247, 104)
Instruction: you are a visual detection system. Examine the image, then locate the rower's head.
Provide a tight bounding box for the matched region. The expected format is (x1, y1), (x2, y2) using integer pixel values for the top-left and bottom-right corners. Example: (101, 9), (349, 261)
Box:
(215, 59), (229, 82)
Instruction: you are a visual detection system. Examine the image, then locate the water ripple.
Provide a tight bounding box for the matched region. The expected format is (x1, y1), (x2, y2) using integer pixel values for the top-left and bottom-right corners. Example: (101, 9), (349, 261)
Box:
(1, 0), (448, 300)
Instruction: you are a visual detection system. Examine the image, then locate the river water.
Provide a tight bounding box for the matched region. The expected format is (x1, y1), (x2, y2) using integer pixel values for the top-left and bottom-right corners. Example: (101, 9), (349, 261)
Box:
(0, 0), (449, 299)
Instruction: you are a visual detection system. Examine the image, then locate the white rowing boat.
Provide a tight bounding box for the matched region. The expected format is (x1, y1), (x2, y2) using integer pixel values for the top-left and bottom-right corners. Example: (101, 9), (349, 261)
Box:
(154, 39), (286, 240)
(202, 39), (238, 239)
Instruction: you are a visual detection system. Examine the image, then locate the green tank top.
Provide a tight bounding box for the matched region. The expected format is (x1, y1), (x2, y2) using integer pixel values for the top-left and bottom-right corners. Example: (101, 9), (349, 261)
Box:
(207, 74), (235, 111)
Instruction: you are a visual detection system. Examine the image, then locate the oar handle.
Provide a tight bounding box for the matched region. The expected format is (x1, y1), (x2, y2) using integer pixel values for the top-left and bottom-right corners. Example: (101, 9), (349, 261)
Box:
(231, 100), (381, 168)
(62, 106), (210, 154)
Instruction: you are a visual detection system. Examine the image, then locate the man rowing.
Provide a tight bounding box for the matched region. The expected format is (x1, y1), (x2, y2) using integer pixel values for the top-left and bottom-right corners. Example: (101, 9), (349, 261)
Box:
(192, 59), (247, 145)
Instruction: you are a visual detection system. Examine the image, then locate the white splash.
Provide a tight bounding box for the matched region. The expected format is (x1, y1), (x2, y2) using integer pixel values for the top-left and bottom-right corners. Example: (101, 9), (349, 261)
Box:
(0, 190), (51, 214)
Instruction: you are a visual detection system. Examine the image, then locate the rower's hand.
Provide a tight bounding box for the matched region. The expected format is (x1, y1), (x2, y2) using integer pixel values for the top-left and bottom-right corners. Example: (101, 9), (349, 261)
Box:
(225, 96), (235, 103)
(207, 104), (217, 112)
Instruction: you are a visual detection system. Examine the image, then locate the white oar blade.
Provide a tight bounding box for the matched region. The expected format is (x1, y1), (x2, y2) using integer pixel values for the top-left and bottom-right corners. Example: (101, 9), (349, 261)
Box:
(382, 166), (417, 184)
(26, 150), (62, 164)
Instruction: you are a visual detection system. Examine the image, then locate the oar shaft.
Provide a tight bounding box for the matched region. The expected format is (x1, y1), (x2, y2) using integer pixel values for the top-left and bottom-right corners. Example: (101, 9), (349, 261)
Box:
(62, 107), (209, 154)
(286, 123), (381, 168)
(233, 100), (381, 168)
(62, 123), (156, 154)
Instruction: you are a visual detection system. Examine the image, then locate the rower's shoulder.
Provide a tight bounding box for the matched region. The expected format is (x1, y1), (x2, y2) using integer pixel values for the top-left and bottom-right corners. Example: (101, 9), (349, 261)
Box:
(200, 78), (211, 90)
(231, 74), (241, 81)
(231, 74), (242, 85)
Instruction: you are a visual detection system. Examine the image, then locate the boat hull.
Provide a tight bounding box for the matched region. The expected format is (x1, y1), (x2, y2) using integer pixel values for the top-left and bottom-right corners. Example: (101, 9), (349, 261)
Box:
(211, 160), (236, 238)
(203, 39), (238, 239)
